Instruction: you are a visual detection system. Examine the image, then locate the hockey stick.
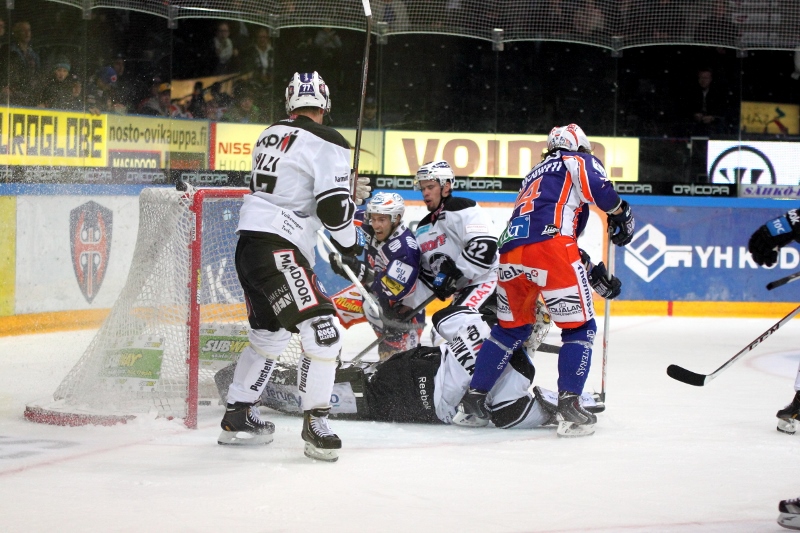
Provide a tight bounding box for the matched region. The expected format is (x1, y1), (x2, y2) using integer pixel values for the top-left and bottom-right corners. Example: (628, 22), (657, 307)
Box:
(351, 294), (437, 362)
(767, 270), (800, 291)
(351, 0), (373, 202)
(317, 229), (382, 320)
(667, 303), (800, 386)
(600, 225), (614, 403)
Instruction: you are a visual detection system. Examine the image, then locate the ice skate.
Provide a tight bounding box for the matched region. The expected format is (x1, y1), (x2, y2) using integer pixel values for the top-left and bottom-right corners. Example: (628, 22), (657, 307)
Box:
(452, 389), (490, 427)
(217, 401), (275, 445)
(778, 497), (800, 530)
(556, 391), (597, 438)
(533, 386), (558, 426)
(302, 407), (341, 462)
(581, 391), (605, 414)
(776, 391), (800, 435)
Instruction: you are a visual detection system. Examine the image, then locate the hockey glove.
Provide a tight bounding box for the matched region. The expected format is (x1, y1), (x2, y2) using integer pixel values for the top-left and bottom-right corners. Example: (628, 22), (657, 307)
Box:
(580, 249), (621, 299)
(329, 252), (375, 285)
(748, 209), (800, 267)
(607, 200), (635, 247)
(354, 173), (372, 206)
(432, 257), (464, 300)
(330, 226), (367, 257)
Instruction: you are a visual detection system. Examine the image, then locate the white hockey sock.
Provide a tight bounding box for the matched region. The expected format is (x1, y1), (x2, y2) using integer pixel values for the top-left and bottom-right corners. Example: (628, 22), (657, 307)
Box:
(227, 346), (278, 404)
(297, 355), (337, 411)
(794, 358), (800, 391)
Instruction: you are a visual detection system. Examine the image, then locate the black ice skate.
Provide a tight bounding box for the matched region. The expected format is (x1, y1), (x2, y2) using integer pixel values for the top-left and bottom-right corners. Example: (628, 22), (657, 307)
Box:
(452, 388), (490, 427)
(217, 401), (275, 445)
(556, 391), (597, 438)
(302, 407), (341, 462)
(533, 386), (558, 426)
(776, 391), (800, 435)
(778, 497), (800, 530)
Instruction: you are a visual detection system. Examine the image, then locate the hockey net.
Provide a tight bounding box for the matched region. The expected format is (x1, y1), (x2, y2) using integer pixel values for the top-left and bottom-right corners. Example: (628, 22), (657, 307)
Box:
(24, 187), (303, 429)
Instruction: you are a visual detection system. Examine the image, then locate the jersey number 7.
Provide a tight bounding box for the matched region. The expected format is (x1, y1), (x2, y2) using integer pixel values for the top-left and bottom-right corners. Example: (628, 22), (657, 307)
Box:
(514, 177), (542, 216)
(251, 172), (278, 193)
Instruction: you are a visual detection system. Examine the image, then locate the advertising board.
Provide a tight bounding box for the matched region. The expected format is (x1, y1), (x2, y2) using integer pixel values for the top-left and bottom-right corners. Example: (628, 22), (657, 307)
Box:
(107, 115), (209, 169)
(615, 204), (799, 302)
(383, 131), (639, 181)
(740, 101), (799, 135)
(708, 141), (800, 185)
(211, 122), (383, 174)
(0, 106), (106, 167)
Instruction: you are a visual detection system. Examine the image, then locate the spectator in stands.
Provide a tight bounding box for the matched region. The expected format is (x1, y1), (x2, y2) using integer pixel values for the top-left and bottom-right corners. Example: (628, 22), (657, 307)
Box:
(3, 21), (41, 106)
(222, 86), (263, 123)
(110, 53), (139, 112)
(186, 81), (208, 119)
(37, 58), (81, 111)
(686, 67), (729, 136)
(0, 18), (6, 41)
(138, 81), (174, 116)
(241, 27), (273, 119)
(362, 97), (378, 129)
(574, 0), (605, 39)
(85, 66), (120, 115)
(212, 22), (239, 75)
(374, 0), (409, 31)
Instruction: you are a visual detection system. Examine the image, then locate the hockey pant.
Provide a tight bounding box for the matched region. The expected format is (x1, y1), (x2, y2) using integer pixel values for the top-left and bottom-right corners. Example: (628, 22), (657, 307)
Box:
(494, 237), (596, 394)
(230, 233), (343, 409)
(430, 280), (497, 346)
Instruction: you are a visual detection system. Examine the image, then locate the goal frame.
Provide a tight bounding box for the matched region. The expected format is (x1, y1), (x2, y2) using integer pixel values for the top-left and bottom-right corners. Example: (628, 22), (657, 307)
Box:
(24, 186), (252, 430)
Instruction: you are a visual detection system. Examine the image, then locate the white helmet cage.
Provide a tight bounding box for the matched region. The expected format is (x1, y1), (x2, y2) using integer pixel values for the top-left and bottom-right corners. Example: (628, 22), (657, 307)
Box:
(366, 192), (405, 225)
(413, 160), (456, 191)
(285, 71), (331, 115)
(546, 123), (592, 153)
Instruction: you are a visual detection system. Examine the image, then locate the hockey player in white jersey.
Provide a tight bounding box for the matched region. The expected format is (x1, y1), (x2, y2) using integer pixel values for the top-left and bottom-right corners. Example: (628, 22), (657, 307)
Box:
(218, 71), (369, 462)
(215, 302), (604, 428)
(408, 160), (499, 359)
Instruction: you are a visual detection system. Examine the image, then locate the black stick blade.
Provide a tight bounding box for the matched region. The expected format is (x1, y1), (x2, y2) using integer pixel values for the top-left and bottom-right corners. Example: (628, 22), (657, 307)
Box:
(767, 280), (785, 291)
(667, 365), (707, 386)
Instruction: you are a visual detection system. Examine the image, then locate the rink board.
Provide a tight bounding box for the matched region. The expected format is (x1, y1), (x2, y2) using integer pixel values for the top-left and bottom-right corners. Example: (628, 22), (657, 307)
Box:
(0, 186), (797, 334)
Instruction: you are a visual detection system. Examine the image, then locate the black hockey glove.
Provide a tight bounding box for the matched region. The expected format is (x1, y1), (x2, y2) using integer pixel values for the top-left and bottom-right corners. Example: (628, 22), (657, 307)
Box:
(432, 257), (464, 300)
(330, 227), (367, 257)
(748, 209), (800, 267)
(329, 252), (375, 285)
(607, 200), (635, 247)
(580, 249), (622, 300)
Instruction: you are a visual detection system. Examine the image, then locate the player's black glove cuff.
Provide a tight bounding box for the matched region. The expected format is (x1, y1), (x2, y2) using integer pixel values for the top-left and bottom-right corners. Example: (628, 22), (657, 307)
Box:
(329, 252), (374, 284)
(607, 200), (635, 247)
(432, 257), (464, 300)
(580, 249), (621, 299)
(748, 209), (800, 266)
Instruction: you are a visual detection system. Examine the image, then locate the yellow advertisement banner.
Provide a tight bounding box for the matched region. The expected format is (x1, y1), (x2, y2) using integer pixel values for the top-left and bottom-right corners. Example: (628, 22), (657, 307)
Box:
(0, 196), (14, 316)
(212, 122), (383, 174)
(740, 101), (799, 135)
(0, 107), (107, 166)
(107, 115), (209, 169)
(384, 131), (639, 182)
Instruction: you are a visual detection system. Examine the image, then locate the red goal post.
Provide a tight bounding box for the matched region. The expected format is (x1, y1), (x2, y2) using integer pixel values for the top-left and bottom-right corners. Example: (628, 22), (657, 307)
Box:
(25, 186), (302, 429)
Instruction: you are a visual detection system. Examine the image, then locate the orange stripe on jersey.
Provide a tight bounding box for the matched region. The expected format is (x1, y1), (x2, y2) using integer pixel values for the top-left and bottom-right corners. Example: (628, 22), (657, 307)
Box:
(553, 172), (573, 229)
(575, 156), (595, 203)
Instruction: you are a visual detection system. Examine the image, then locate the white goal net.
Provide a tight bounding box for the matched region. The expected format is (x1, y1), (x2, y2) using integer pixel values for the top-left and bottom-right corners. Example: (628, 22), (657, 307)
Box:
(25, 187), (302, 428)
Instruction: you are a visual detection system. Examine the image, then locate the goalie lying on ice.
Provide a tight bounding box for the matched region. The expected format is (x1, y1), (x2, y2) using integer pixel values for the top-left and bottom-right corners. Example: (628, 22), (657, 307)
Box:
(215, 306), (602, 428)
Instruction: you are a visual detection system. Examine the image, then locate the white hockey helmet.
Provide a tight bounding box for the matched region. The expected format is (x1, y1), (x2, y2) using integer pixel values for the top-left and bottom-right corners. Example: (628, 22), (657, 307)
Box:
(546, 123), (592, 153)
(413, 160), (456, 190)
(285, 71), (331, 115)
(366, 192), (405, 224)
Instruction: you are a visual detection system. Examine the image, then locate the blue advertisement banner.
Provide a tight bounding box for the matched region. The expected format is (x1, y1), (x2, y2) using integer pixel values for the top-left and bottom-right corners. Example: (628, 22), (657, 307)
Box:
(614, 204), (800, 302)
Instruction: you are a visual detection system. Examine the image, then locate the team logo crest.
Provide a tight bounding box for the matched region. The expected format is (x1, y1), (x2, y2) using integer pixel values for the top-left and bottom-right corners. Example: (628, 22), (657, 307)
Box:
(70, 201), (113, 303)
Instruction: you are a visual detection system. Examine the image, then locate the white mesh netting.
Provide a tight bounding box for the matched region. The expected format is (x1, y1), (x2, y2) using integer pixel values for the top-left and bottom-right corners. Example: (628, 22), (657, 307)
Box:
(26, 187), (302, 427)
(48, 0), (800, 51)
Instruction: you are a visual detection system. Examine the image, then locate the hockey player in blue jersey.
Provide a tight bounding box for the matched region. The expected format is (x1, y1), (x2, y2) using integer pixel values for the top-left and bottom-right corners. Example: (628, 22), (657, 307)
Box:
(329, 192), (424, 360)
(456, 123), (635, 437)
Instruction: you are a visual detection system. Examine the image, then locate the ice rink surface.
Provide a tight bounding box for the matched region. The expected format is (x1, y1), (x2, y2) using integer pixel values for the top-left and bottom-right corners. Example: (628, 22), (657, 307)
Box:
(2, 316), (800, 532)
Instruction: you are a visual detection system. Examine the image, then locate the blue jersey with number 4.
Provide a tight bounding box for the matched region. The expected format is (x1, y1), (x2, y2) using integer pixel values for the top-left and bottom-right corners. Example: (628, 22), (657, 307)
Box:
(497, 150), (622, 254)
